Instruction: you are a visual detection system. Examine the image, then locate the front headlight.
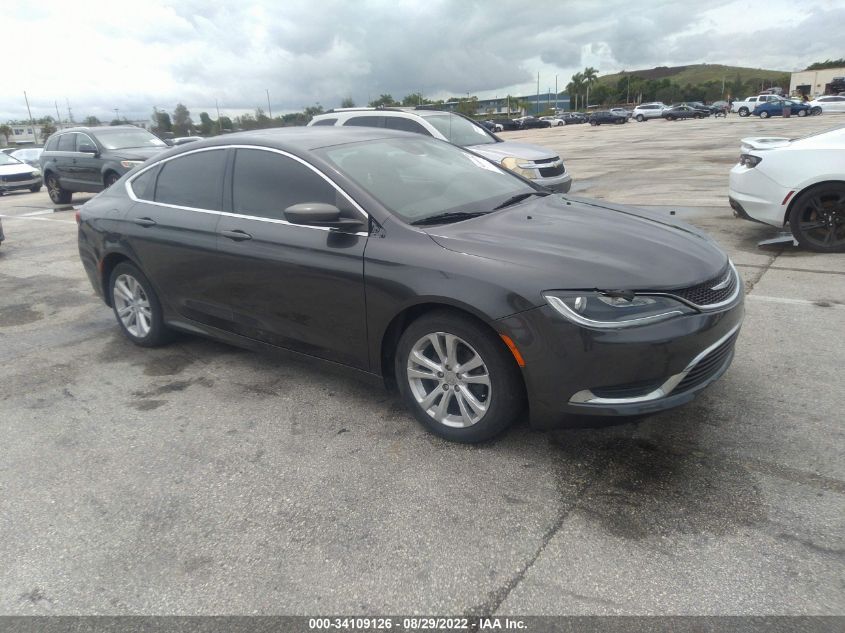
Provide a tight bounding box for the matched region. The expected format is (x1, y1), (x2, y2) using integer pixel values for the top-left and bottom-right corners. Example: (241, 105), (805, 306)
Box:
(120, 160), (144, 169)
(543, 292), (695, 328)
(31, 170), (41, 177)
(501, 156), (537, 179)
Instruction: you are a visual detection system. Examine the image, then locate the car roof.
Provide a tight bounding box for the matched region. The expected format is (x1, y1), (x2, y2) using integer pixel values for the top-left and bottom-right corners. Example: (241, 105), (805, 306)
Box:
(164, 126), (421, 153)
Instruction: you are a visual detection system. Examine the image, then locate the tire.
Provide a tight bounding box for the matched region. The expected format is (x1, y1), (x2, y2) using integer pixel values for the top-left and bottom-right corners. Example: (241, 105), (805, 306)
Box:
(797, 109), (807, 117)
(46, 173), (72, 204)
(395, 310), (524, 443)
(29, 185), (41, 193)
(635, 114), (644, 122)
(109, 262), (172, 347)
(104, 172), (121, 188)
(738, 107), (750, 117)
(788, 184), (845, 253)
(811, 106), (822, 116)
(760, 111), (770, 119)
(589, 120), (597, 126)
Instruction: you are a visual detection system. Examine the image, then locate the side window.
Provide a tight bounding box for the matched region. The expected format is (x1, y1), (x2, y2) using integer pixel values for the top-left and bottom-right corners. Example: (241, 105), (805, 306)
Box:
(57, 134), (76, 151)
(312, 118), (337, 126)
(45, 136), (59, 151)
(154, 150), (227, 210)
(76, 134), (96, 152)
(345, 116), (383, 128)
(383, 117), (433, 136)
(130, 165), (159, 200)
(232, 149), (340, 220)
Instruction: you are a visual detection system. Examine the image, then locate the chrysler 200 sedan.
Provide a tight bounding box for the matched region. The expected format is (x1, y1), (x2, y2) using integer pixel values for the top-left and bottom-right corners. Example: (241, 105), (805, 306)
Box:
(77, 127), (744, 443)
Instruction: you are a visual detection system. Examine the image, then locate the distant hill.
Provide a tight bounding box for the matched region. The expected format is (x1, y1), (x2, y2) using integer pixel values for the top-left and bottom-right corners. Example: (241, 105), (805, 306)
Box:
(597, 64), (789, 87)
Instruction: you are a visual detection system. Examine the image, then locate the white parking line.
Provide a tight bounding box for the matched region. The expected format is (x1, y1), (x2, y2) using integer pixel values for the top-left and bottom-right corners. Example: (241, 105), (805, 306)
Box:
(0, 213), (75, 225)
(747, 294), (845, 309)
(20, 209), (57, 217)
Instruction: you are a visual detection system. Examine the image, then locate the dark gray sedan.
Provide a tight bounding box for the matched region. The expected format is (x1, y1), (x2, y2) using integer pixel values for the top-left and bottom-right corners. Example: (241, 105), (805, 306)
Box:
(77, 128), (743, 443)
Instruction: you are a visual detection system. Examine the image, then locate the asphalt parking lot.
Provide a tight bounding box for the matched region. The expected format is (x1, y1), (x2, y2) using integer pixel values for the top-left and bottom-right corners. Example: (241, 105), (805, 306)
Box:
(1, 114), (843, 616)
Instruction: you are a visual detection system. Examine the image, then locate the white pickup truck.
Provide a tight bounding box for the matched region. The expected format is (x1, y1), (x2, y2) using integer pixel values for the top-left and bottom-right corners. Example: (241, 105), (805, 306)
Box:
(731, 94), (782, 117)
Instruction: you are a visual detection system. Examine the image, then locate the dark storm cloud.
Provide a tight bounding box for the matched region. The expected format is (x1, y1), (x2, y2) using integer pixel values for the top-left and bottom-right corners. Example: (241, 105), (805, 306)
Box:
(1, 0), (842, 121)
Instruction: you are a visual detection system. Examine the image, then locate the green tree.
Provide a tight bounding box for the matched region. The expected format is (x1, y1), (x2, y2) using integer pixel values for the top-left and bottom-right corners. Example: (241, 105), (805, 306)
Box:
(0, 124), (11, 144)
(401, 92), (430, 106)
(198, 112), (213, 135)
(152, 110), (172, 136)
(368, 94), (398, 107)
(83, 115), (101, 127)
(567, 72), (585, 110)
(303, 104), (324, 122)
(340, 97), (355, 108)
(455, 97), (479, 116)
(41, 122), (57, 140)
(218, 116), (233, 132)
(583, 67), (599, 107)
(172, 103), (192, 136)
(806, 59), (845, 70)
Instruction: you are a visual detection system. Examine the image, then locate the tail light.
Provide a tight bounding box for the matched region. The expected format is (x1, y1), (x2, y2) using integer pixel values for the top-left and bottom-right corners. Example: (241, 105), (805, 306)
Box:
(74, 210), (81, 224)
(739, 154), (762, 168)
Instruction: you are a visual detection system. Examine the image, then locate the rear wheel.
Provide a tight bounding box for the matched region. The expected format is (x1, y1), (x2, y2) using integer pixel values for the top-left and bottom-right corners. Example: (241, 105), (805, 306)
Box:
(590, 120), (597, 126)
(46, 174), (71, 204)
(760, 111), (770, 119)
(788, 184), (845, 253)
(797, 109), (807, 117)
(811, 106), (822, 116)
(109, 262), (172, 346)
(395, 311), (523, 443)
(29, 185), (41, 193)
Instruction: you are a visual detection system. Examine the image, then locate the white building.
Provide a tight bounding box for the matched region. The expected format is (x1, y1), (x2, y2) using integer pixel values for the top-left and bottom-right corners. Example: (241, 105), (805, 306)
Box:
(790, 67), (845, 97)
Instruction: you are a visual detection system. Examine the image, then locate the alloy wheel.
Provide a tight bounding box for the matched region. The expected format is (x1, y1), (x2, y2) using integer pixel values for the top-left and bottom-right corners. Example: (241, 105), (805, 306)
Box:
(113, 273), (153, 338)
(794, 192), (845, 250)
(406, 332), (491, 428)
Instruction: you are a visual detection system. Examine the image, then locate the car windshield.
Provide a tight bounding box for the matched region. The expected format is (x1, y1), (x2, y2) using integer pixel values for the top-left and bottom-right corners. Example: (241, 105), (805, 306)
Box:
(0, 153), (23, 166)
(317, 137), (533, 224)
(93, 129), (167, 150)
(417, 112), (497, 147)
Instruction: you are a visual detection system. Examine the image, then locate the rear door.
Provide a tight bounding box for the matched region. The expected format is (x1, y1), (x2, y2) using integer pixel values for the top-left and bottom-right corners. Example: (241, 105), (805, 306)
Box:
(54, 133), (78, 188)
(124, 148), (232, 327)
(72, 132), (103, 190)
(215, 147), (370, 369)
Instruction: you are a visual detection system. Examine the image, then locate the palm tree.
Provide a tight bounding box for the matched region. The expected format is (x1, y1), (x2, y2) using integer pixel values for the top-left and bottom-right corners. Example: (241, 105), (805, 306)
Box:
(0, 124), (11, 146)
(568, 72), (584, 110)
(583, 67), (599, 108)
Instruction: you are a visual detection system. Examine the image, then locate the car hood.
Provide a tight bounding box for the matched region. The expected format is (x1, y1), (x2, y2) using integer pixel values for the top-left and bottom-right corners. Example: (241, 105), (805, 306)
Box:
(467, 141), (558, 163)
(108, 147), (166, 161)
(423, 195), (727, 292)
(0, 163), (37, 175)
(740, 136), (792, 152)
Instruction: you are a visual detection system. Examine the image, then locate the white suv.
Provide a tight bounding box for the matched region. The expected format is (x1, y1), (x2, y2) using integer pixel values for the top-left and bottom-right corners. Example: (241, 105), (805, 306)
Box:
(308, 108), (572, 193)
(632, 103), (667, 121)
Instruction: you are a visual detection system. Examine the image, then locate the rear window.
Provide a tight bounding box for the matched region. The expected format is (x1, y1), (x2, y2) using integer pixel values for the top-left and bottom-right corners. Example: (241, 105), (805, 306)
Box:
(345, 116), (383, 128)
(383, 117), (432, 136)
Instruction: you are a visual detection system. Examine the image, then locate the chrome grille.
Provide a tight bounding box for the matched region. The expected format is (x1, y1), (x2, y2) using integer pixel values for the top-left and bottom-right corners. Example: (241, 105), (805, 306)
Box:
(669, 265), (738, 308)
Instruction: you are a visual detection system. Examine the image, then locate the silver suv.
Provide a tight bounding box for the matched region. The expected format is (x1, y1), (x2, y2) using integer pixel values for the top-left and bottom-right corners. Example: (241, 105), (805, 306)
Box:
(308, 108), (571, 193)
(632, 103), (667, 121)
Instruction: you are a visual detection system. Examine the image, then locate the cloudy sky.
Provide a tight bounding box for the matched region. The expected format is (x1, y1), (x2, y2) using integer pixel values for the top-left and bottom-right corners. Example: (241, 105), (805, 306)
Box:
(2, 0), (843, 123)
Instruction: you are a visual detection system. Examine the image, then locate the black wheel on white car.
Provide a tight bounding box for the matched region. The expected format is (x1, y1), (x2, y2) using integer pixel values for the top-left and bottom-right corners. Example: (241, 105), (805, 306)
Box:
(788, 184), (845, 253)
(109, 262), (172, 347)
(395, 311), (523, 443)
(738, 107), (750, 117)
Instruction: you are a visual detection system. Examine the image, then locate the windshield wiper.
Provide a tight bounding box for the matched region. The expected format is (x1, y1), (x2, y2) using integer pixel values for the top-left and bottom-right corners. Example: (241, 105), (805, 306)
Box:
(492, 191), (550, 211)
(411, 211), (490, 226)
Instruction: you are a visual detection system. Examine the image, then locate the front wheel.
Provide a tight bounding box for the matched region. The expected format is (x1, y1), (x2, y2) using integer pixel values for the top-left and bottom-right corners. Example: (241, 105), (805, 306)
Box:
(29, 185), (41, 193)
(46, 174), (72, 204)
(104, 172), (120, 188)
(635, 114), (644, 122)
(110, 262), (172, 346)
(738, 107), (750, 117)
(760, 111), (770, 119)
(395, 311), (524, 443)
(788, 184), (845, 253)
(589, 120), (597, 126)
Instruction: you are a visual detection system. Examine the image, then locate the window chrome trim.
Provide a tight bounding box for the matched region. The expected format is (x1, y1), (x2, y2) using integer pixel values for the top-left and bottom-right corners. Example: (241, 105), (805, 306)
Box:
(569, 321), (742, 405)
(124, 144), (370, 236)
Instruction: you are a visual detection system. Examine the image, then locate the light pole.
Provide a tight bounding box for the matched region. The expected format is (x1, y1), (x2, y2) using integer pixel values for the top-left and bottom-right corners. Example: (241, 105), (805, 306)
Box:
(114, 108), (120, 123)
(555, 74), (558, 112)
(23, 91), (38, 144)
(266, 89), (272, 118)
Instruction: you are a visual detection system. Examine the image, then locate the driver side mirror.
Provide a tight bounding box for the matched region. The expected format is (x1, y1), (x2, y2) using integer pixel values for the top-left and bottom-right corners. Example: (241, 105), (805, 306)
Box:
(284, 203), (365, 231)
(78, 143), (98, 155)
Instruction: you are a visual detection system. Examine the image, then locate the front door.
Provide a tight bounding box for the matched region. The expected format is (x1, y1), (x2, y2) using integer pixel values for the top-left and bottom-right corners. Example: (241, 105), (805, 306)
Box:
(216, 147), (370, 369)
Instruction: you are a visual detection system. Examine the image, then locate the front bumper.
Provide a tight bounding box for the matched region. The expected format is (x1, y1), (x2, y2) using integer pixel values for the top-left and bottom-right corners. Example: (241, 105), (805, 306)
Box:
(728, 164), (789, 227)
(0, 176), (42, 192)
(498, 292), (745, 429)
(539, 172), (572, 193)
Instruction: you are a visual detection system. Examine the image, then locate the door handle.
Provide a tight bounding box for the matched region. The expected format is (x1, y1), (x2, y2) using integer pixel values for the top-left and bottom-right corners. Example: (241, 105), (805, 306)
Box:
(133, 217), (157, 227)
(221, 229), (252, 241)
